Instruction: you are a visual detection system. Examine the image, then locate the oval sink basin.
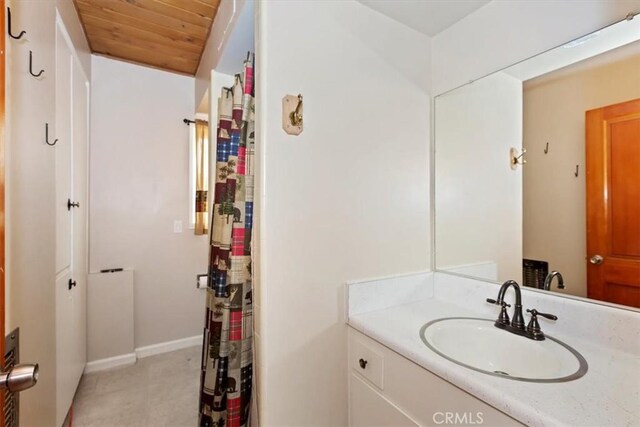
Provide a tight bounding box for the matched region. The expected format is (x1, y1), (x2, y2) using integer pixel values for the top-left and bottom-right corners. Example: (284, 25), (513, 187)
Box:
(420, 317), (588, 383)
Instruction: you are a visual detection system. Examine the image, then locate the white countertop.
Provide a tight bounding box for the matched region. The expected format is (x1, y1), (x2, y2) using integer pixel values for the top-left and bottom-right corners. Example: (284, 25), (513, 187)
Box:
(346, 272), (640, 427)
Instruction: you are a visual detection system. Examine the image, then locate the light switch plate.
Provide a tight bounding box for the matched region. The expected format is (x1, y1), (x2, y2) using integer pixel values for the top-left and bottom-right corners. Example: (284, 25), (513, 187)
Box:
(174, 220), (183, 233)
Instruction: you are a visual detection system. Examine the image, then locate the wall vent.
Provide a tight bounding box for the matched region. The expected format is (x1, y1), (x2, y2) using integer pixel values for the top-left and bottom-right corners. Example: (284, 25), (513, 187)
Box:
(523, 259), (548, 289)
(3, 329), (19, 427)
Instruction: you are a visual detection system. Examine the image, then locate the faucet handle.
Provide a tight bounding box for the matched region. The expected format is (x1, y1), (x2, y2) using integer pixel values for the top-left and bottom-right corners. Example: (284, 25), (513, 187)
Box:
(526, 309), (556, 340)
(526, 309), (558, 321)
(486, 298), (510, 306)
(486, 298), (510, 308)
(487, 298), (511, 325)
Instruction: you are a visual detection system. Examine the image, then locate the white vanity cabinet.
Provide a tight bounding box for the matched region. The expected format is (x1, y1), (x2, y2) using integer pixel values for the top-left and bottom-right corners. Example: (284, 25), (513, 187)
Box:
(350, 373), (418, 427)
(348, 328), (522, 427)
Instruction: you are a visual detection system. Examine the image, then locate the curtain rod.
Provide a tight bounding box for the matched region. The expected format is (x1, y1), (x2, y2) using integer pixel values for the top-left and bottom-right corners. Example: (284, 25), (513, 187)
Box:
(183, 119), (196, 125)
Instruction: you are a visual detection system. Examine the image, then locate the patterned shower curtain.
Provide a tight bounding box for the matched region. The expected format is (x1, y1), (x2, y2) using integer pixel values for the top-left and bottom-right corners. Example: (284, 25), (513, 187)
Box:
(200, 53), (255, 427)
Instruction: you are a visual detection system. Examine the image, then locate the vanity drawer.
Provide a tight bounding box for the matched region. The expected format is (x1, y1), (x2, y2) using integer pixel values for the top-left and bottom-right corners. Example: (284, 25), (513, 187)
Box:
(351, 336), (385, 389)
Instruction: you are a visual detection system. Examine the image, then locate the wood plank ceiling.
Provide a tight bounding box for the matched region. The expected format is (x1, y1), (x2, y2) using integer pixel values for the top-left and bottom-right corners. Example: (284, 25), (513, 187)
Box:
(73, 0), (221, 75)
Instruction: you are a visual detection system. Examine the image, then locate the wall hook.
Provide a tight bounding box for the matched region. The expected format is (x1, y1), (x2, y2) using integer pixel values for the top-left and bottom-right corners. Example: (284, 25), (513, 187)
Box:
(290, 94), (303, 127)
(29, 51), (44, 78)
(574, 165), (579, 177)
(7, 7), (26, 40)
(510, 147), (526, 170)
(544, 142), (549, 154)
(282, 94), (304, 135)
(45, 123), (57, 146)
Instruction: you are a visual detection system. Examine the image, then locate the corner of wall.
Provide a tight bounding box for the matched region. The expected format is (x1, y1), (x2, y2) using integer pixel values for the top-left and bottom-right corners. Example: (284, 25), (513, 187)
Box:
(431, 0), (637, 95)
(55, 0), (91, 79)
(195, 0), (250, 109)
(255, 1), (431, 424)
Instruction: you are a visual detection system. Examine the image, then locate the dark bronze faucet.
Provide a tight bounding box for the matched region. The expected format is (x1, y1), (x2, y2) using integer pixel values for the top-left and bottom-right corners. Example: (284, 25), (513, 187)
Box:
(487, 280), (557, 341)
(543, 271), (565, 291)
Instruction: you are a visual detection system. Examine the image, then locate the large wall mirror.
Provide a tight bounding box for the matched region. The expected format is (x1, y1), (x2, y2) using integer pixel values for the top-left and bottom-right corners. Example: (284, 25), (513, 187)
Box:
(434, 15), (640, 309)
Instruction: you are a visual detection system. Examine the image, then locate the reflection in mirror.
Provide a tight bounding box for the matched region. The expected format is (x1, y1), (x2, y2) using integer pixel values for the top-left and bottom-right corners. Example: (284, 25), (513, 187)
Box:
(435, 15), (640, 309)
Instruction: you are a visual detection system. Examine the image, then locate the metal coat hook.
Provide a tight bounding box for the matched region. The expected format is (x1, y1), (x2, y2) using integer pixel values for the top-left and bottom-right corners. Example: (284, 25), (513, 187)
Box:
(290, 94), (303, 127)
(574, 165), (579, 177)
(45, 123), (57, 146)
(7, 7), (26, 40)
(544, 142), (549, 154)
(510, 147), (526, 170)
(282, 94), (304, 135)
(29, 51), (44, 78)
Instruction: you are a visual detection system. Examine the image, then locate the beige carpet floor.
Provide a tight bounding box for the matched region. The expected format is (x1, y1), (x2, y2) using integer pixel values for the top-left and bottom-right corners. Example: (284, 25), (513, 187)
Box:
(72, 345), (202, 427)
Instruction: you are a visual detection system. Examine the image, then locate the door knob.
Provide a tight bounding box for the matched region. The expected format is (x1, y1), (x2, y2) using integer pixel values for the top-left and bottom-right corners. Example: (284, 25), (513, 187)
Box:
(68, 278), (77, 290)
(0, 364), (39, 393)
(67, 199), (80, 210)
(590, 255), (604, 265)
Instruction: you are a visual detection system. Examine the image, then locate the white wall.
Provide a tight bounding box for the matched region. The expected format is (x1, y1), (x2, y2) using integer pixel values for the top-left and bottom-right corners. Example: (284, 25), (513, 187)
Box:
(435, 72), (522, 282)
(5, 2), (57, 424)
(89, 56), (206, 349)
(432, 0), (640, 95)
(195, 0), (252, 108)
(255, 1), (431, 425)
(56, 0), (91, 77)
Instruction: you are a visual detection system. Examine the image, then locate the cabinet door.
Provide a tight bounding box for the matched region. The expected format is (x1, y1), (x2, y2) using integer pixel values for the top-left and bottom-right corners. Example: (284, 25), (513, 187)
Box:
(55, 22), (72, 275)
(55, 268), (74, 427)
(54, 20), (89, 426)
(349, 373), (418, 427)
(71, 48), (89, 375)
(55, 22), (74, 426)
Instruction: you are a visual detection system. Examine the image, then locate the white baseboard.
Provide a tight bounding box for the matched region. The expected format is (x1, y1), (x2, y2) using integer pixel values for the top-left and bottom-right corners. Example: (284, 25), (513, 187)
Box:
(135, 335), (202, 359)
(84, 335), (202, 374)
(84, 352), (136, 374)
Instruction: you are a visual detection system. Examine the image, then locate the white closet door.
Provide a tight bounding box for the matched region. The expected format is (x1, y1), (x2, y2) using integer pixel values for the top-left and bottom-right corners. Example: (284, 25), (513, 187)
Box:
(54, 269), (73, 427)
(55, 21), (74, 426)
(55, 24), (72, 275)
(55, 19), (89, 427)
(70, 53), (89, 382)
